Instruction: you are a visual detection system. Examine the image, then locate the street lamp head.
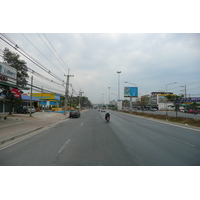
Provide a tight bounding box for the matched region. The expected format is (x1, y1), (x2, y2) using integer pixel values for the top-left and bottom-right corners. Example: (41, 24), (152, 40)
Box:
(117, 71), (121, 74)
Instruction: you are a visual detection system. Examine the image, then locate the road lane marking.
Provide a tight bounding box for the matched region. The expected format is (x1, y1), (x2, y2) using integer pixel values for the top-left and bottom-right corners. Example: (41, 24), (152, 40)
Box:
(167, 135), (195, 147)
(58, 139), (71, 154)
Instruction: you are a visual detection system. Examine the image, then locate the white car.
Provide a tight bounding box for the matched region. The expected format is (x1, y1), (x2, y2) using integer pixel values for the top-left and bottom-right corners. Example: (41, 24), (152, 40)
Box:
(101, 108), (106, 112)
(16, 106), (36, 114)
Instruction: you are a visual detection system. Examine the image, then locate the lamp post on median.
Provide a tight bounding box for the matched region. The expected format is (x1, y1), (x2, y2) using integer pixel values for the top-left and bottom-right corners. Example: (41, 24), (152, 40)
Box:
(108, 87), (111, 105)
(117, 71), (121, 111)
(166, 82), (177, 116)
(124, 81), (137, 87)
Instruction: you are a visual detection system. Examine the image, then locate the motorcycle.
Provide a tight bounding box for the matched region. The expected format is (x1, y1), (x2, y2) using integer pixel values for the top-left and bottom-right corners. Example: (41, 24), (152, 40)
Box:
(106, 116), (110, 122)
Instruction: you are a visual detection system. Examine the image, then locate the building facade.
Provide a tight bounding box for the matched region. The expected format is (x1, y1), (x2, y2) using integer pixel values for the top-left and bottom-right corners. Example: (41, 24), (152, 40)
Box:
(31, 93), (61, 108)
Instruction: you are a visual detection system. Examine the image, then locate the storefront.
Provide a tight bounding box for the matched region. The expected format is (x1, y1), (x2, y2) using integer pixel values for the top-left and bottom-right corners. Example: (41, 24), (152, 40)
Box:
(31, 93), (61, 108)
(0, 62), (32, 113)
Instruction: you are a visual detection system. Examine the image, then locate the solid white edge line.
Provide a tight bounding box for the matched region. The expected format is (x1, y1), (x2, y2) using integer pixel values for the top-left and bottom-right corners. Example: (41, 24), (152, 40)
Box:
(58, 139), (70, 154)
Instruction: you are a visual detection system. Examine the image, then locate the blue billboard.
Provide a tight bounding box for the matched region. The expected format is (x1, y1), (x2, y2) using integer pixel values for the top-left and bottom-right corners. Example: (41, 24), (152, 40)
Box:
(124, 87), (138, 97)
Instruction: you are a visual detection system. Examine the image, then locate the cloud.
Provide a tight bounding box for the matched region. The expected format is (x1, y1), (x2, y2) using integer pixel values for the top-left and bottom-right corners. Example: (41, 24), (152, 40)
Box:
(0, 33), (199, 103)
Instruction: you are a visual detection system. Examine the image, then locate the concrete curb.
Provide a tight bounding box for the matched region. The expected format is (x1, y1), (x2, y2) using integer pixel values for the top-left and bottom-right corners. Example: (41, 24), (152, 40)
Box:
(0, 127), (43, 145)
(0, 116), (70, 146)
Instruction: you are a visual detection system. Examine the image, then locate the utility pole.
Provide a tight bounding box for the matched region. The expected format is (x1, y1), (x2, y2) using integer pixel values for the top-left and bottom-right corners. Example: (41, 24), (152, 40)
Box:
(70, 85), (74, 110)
(64, 69), (74, 115)
(30, 76), (33, 117)
(180, 85), (187, 98)
(79, 89), (84, 110)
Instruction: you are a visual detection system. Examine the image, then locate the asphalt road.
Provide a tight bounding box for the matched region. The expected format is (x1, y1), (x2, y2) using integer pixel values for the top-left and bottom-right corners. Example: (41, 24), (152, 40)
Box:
(0, 109), (200, 166)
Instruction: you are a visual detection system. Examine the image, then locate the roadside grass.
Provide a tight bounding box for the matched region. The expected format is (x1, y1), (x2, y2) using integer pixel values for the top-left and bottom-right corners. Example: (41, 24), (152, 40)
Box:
(122, 111), (200, 128)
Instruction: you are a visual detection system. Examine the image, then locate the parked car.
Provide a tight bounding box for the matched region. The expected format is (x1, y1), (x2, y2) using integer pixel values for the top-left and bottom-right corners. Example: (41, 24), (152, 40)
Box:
(16, 106), (36, 114)
(179, 107), (185, 112)
(190, 109), (200, 114)
(188, 109), (194, 114)
(69, 110), (80, 118)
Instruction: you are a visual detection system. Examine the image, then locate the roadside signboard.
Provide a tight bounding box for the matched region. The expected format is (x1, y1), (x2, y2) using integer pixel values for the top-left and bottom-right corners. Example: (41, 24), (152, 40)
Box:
(124, 87), (138, 97)
(175, 97), (200, 104)
(10, 88), (21, 98)
(0, 62), (17, 85)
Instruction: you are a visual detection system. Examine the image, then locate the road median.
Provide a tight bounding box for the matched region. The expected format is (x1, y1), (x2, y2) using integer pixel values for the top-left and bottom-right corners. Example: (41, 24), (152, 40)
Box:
(122, 111), (200, 128)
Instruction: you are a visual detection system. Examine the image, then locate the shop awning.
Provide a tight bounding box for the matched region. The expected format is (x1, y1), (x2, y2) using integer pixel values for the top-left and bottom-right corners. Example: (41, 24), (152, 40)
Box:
(21, 95), (41, 101)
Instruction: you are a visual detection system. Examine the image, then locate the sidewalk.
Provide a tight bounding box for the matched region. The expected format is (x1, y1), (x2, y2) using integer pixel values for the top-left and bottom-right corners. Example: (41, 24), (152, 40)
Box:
(0, 112), (69, 145)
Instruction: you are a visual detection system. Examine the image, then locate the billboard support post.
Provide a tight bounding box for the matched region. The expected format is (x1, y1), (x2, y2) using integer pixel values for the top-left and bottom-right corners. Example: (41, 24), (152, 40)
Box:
(124, 86), (138, 113)
(130, 97), (132, 114)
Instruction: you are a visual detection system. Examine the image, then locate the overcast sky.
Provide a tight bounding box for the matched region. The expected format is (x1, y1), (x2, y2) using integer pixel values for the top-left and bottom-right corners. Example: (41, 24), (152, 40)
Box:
(0, 33), (199, 103)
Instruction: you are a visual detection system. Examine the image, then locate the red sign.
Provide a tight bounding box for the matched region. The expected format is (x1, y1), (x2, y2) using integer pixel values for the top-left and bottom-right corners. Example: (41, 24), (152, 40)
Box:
(10, 88), (21, 98)
(0, 75), (8, 82)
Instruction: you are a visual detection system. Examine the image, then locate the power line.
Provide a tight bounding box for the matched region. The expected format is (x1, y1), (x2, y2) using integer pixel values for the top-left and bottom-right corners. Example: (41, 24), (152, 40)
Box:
(27, 67), (64, 86)
(40, 34), (82, 95)
(21, 33), (66, 75)
(42, 33), (69, 71)
(42, 34), (83, 93)
(0, 34), (64, 83)
(187, 86), (200, 90)
(1, 33), (84, 98)
(37, 33), (68, 72)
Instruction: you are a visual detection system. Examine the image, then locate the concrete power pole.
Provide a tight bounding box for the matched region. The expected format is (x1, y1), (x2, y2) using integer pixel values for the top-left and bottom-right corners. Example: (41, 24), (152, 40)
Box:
(180, 85), (187, 98)
(30, 76), (33, 117)
(79, 90), (84, 110)
(64, 69), (74, 115)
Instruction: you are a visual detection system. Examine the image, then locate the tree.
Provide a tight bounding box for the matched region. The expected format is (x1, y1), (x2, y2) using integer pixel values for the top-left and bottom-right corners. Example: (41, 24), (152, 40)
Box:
(3, 48), (29, 87)
(0, 48), (29, 114)
(165, 94), (183, 117)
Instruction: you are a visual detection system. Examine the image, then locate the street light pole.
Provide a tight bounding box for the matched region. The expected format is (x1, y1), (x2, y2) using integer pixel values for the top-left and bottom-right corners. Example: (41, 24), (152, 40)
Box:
(108, 87), (111, 105)
(166, 82), (177, 116)
(124, 81), (137, 87)
(117, 71), (121, 110)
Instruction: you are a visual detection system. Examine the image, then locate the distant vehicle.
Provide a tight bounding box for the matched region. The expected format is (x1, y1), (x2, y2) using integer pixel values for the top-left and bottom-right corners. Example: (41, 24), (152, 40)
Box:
(167, 105), (175, 111)
(69, 110), (80, 118)
(16, 106), (36, 114)
(150, 108), (157, 111)
(101, 108), (106, 112)
(188, 109), (193, 114)
(179, 106), (184, 112)
(189, 109), (200, 114)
